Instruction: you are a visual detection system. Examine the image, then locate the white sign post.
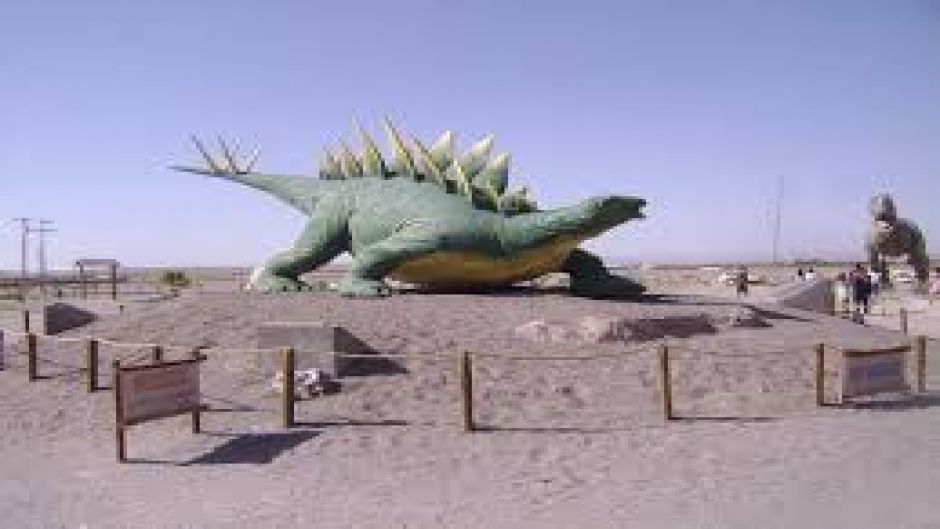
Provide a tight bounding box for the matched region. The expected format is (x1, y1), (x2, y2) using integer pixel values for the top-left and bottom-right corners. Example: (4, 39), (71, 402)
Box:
(114, 355), (205, 462)
(842, 345), (910, 400)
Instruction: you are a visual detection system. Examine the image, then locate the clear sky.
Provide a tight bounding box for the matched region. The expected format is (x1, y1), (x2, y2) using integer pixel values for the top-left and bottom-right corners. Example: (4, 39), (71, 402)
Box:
(1, 1), (937, 270)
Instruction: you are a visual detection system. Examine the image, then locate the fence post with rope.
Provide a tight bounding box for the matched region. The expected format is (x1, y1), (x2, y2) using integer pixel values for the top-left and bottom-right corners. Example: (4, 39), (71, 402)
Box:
(658, 343), (674, 420)
(460, 351), (475, 433)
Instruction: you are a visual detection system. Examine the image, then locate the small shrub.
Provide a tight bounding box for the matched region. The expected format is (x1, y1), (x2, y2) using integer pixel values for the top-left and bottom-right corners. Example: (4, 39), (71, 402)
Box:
(159, 270), (192, 288)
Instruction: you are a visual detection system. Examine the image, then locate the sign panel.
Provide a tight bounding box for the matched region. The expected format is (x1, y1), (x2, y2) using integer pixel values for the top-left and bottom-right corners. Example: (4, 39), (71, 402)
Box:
(121, 361), (200, 424)
(843, 350), (907, 398)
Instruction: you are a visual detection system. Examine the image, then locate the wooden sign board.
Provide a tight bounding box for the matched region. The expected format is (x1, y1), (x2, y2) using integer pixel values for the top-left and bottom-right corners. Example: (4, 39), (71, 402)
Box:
(114, 356), (205, 462)
(120, 360), (200, 425)
(842, 346), (909, 399)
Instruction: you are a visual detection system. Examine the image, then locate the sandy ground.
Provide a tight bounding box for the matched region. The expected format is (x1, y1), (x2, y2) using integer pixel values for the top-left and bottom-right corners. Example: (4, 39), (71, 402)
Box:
(0, 269), (938, 528)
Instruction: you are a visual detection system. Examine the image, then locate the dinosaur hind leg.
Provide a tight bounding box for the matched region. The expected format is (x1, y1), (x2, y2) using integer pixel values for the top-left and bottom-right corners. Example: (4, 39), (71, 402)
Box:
(248, 215), (346, 293)
(339, 224), (442, 297)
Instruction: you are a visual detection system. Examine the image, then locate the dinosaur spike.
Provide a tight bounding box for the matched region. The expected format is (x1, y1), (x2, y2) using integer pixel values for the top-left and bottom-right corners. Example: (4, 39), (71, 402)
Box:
(459, 134), (494, 178)
(446, 161), (474, 202)
(382, 118), (417, 177)
(217, 136), (240, 173)
(318, 150), (343, 180)
(357, 125), (386, 177)
(474, 181), (501, 211)
(190, 135), (222, 173)
(473, 152), (510, 195)
(244, 147), (261, 173)
(411, 137), (446, 186)
(429, 130), (455, 169)
(339, 141), (362, 178)
(506, 186), (537, 214)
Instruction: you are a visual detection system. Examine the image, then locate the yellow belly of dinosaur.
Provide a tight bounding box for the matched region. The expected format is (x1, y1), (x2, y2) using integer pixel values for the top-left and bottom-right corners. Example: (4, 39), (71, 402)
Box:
(389, 236), (582, 287)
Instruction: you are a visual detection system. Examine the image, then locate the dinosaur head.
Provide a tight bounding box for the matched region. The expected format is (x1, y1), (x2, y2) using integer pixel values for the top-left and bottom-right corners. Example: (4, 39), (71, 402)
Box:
(502, 195), (646, 251)
(576, 196), (647, 237)
(870, 193), (898, 225)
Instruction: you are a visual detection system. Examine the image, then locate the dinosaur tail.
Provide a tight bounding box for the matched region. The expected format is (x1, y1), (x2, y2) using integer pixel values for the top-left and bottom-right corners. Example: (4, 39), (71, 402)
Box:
(170, 166), (322, 214)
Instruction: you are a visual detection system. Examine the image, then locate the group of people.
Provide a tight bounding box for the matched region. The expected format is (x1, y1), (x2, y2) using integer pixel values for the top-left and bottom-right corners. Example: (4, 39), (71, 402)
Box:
(834, 264), (880, 315)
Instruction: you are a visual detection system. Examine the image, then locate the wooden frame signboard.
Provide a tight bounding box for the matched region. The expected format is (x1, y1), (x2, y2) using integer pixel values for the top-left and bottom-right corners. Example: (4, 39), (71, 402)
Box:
(841, 345), (910, 400)
(113, 354), (206, 462)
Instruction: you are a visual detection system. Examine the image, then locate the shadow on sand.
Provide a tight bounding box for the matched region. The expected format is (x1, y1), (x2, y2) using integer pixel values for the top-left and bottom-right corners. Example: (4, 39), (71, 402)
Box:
(183, 431), (320, 465)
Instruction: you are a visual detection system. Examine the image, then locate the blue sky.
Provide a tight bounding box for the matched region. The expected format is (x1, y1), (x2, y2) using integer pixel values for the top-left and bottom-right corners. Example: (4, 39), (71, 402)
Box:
(1, 1), (937, 270)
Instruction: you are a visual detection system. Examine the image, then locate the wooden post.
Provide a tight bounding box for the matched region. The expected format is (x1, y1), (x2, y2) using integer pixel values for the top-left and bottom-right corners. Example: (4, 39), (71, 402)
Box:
(152, 345), (163, 364)
(85, 339), (99, 392)
(110, 262), (118, 301)
(22, 310), (30, 334)
(113, 359), (126, 462)
(282, 348), (295, 428)
(27, 332), (38, 381)
(815, 343), (825, 406)
(191, 349), (202, 433)
(659, 344), (674, 420)
(915, 335), (927, 393)
(460, 351), (475, 432)
(900, 307), (909, 336)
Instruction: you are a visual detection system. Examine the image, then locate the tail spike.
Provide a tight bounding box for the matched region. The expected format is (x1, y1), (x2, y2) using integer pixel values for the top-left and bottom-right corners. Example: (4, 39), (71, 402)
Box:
(190, 135), (222, 173)
(244, 147), (261, 173)
(217, 136), (239, 173)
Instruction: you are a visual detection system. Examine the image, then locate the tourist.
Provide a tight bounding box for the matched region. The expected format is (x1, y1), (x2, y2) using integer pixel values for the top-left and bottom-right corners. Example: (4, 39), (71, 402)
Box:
(835, 273), (850, 313)
(805, 267), (817, 281)
(868, 268), (881, 297)
(850, 264), (872, 314)
(930, 267), (940, 295)
(796, 267), (805, 281)
(735, 266), (749, 297)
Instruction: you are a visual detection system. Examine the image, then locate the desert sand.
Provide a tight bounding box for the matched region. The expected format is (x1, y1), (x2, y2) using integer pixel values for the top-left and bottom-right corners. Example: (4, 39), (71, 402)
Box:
(0, 267), (937, 528)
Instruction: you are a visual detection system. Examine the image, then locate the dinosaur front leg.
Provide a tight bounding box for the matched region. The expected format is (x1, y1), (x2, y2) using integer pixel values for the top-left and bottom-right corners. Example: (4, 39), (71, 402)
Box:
(339, 225), (440, 297)
(562, 248), (646, 299)
(248, 214), (346, 293)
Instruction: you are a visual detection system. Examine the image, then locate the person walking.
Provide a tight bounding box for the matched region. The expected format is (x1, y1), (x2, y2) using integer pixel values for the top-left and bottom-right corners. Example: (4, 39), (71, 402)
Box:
(851, 264), (872, 315)
(735, 266), (749, 297)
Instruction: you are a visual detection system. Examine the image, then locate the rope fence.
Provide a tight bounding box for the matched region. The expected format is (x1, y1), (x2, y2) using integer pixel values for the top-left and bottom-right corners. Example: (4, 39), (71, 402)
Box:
(0, 324), (933, 435)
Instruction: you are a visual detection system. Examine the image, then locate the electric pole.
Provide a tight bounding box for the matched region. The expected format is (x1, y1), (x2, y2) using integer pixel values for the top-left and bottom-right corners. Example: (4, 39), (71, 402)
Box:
(12, 217), (33, 300)
(33, 220), (56, 297)
(771, 175), (784, 264)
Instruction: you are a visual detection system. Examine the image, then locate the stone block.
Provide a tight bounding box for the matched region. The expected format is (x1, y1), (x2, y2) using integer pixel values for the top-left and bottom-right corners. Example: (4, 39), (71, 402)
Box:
(256, 322), (369, 378)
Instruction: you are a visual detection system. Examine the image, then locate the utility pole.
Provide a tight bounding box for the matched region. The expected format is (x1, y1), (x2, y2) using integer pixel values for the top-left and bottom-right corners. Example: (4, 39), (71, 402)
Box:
(12, 217), (33, 300)
(33, 220), (56, 297)
(771, 175), (784, 264)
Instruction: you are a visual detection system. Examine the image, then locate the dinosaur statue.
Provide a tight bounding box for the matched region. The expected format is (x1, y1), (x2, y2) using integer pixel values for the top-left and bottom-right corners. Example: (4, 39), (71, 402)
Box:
(866, 193), (929, 284)
(171, 121), (647, 298)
